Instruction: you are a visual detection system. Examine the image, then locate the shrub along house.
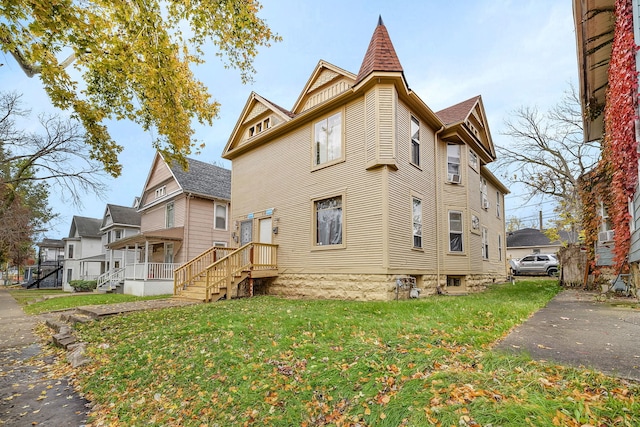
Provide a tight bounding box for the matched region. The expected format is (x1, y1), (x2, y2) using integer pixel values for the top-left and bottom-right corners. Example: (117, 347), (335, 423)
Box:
(105, 153), (232, 296)
(220, 17), (509, 300)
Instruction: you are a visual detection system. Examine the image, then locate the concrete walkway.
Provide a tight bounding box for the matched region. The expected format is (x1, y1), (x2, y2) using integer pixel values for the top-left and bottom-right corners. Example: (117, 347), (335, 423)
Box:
(495, 289), (640, 382)
(74, 297), (197, 318)
(0, 288), (90, 426)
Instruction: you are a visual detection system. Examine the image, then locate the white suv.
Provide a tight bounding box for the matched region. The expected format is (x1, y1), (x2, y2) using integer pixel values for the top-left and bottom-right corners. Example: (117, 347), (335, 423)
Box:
(510, 254), (559, 276)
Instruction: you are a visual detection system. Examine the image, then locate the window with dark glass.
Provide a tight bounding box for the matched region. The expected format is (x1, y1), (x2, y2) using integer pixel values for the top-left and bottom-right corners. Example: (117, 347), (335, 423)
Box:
(449, 211), (463, 252)
(413, 197), (422, 248)
(166, 202), (174, 228)
(411, 116), (420, 166)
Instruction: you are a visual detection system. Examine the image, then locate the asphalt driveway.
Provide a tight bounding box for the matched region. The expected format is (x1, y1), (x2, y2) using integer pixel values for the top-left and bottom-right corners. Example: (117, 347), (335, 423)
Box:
(494, 288), (640, 382)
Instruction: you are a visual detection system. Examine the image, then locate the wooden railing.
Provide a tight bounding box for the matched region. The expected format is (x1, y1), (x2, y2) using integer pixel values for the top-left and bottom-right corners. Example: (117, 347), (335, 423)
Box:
(174, 246), (237, 292)
(174, 242), (277, 300)
(126, 262), (182, 280)
(96, 267), (125, 289)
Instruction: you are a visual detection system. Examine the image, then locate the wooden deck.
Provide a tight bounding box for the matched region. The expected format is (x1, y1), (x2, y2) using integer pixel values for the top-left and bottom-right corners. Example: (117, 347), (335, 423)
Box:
(173, 242), (278, 302)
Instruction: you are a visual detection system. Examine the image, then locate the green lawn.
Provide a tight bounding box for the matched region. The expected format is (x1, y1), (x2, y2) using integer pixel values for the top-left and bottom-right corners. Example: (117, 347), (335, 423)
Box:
(7, 288), (66, 306)
(9, 289), (170, 314)
(72, 280), (639, 426)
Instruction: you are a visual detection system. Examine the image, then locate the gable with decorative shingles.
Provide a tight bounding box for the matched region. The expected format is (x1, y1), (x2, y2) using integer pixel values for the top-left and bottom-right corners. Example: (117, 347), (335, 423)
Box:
(291, 61), (356, 114)
(436, 95), (496, 160)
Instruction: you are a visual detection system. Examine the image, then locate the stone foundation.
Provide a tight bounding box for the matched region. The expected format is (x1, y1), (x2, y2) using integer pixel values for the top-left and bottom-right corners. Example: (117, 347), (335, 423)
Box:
(258, 272), (508, 301)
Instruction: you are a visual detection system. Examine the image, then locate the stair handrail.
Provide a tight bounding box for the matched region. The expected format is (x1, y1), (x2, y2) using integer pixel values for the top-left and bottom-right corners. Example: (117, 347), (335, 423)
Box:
(203, 242), (254, 299)
(174, 242), (278, 300)
(174, 245), (237, 291)
(96, 267), (125, 288)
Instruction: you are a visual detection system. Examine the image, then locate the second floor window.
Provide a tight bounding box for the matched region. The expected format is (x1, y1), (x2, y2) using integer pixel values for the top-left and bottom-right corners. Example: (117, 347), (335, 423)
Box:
(469, 150), (478, 170)
(480, 178), (488, 210)
(496, 191), (501, 218)
(68, 244), (74, 259)
(447, 144), (461, 183)
(411, 116), (420, 166)
(214, 203), (227, 230)
(598, 203), (614, 242)
(482, 227), (489, 260)
(314, 112), (342, 166)
(166, 202), (174, 228)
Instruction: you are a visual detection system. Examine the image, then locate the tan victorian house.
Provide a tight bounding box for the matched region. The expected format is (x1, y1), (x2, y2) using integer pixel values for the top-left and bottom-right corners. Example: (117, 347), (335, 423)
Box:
(221, 18), (509, 300)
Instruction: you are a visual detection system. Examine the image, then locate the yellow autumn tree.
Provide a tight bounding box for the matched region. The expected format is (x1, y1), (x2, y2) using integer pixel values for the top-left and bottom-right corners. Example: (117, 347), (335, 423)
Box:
(0, 0), (280, 177)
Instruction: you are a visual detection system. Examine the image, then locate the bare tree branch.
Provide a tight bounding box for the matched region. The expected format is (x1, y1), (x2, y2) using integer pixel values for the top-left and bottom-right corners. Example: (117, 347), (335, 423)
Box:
(1, 93), (108, 207)
(495, 84), (600, 233)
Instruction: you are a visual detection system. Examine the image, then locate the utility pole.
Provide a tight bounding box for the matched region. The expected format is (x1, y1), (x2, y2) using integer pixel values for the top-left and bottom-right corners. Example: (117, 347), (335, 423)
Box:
(539, 211), (543, 231)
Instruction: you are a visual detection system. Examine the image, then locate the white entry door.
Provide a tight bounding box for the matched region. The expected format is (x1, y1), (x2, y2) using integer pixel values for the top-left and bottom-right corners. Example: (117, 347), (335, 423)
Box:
(258, 218), (272, 266)
(258, 218), (272, 244)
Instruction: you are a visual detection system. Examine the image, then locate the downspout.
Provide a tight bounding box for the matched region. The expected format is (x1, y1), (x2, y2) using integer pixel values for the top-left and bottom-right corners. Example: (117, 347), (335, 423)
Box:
(185, 193), (192, 261)
(434, 125), (445, 291)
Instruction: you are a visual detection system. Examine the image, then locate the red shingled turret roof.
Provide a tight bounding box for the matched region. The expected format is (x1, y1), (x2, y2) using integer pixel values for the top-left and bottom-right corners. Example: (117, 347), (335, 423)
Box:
(355, 16), (405, 85)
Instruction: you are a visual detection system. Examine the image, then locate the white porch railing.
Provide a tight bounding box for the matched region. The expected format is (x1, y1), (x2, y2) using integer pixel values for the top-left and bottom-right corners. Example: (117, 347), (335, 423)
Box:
(96, 267), (125, 290)
(124, 262), (182, 280)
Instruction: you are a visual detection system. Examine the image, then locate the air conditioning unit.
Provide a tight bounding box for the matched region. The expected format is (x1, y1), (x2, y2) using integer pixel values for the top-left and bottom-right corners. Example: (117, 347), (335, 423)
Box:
(448, 173), (461, 184)
(598, 230), (615, 242)
(482, 195), (490, 210)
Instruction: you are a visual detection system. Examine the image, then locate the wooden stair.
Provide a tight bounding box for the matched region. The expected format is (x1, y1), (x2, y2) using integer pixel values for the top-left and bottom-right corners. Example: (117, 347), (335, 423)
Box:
(173, 243), (277, 302)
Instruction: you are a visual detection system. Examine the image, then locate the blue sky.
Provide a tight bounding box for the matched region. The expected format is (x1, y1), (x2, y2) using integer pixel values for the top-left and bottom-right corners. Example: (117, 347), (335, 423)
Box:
(0, 0), (578, 238)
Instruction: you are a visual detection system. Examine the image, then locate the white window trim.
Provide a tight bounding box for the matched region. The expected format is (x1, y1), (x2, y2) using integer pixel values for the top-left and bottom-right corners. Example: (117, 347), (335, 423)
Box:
(155, 185), (166, 199)
(447, 144), (462, 184)
(165, 202), (174, 229)
(480, 177), (489, 210)
(213, 241), (228, 248)
(214, 202), (228, 230)
(482, 226), (489, 260)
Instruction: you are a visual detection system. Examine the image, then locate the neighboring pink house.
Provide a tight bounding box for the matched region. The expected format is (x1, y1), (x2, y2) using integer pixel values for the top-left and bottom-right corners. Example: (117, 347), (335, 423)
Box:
(105, 153), (231, 296)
